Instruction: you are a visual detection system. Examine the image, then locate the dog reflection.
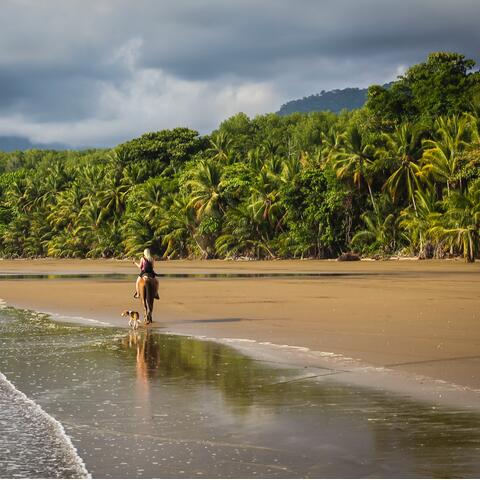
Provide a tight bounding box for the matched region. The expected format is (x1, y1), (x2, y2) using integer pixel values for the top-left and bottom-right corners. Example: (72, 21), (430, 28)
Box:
(121, 310), (140, 330)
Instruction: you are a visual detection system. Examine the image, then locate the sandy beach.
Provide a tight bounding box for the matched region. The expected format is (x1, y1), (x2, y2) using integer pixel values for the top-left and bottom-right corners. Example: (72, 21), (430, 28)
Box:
(1, 258), (479, 392)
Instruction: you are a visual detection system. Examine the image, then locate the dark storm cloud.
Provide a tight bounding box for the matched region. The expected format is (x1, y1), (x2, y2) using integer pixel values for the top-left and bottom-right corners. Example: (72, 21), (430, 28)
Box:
(0, 67), (106, 121)
(136, 0), (480, 80)
(0, 0), (479, 146)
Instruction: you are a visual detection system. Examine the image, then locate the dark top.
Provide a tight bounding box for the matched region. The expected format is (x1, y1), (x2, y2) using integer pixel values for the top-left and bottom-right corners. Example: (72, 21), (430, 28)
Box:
(139, 256), (155, 277)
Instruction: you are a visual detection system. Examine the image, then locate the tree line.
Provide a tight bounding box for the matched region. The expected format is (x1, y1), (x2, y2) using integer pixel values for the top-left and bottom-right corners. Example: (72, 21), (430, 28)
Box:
(0, 52), (479, 261)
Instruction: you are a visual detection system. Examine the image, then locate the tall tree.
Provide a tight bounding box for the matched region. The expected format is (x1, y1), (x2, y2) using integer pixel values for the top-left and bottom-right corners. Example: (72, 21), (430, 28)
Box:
(366, 52), (480, 124)
(331, 125), (377, 211)
(207, 132), (233, 163)
(428, 180), (480, 262)
(422, 115), (470, 193)
(186, 160), (225, 219)
(381, 123), (424, 211)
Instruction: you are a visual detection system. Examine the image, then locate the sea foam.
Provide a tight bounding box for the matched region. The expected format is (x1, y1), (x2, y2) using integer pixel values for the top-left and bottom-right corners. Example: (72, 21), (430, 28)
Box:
(0, 371), (90, 478)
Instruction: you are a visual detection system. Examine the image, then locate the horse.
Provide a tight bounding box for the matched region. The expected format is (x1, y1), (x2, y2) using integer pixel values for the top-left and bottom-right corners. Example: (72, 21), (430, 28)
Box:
(138, 274), (155, 324)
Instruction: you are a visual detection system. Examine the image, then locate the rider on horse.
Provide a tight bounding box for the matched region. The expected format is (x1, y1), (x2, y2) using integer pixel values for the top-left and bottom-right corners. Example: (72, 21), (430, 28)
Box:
(134, 248), (159, 299)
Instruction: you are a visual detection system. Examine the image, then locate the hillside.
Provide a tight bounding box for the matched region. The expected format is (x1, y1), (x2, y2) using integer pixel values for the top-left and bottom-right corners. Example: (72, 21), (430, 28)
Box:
(277, 87), (369, 115)
(0, 135), (69, 152)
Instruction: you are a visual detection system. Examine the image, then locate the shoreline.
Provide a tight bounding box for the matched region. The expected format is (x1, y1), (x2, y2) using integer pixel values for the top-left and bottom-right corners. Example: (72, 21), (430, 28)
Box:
(1, 258), (479, 407)
(3, 300), (480, 412)
(4, 307), (480, 479)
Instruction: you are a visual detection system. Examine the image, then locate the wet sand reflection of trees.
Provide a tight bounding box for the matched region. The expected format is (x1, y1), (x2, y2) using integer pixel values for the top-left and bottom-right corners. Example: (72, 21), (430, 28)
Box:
(120, 330), (270, 413)
(118, 330), (480, 478)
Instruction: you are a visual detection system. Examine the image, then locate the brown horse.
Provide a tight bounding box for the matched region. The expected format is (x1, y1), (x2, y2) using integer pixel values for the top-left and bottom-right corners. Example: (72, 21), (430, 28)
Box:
(138, 275), (155, 324)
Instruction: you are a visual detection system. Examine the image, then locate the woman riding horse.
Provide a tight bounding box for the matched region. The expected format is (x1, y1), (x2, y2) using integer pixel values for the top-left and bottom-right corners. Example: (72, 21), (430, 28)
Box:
(134, 248), (159, 300)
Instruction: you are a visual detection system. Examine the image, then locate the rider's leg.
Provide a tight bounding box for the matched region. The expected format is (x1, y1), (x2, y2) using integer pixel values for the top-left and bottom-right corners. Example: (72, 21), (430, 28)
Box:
(134, 276), (140, 298)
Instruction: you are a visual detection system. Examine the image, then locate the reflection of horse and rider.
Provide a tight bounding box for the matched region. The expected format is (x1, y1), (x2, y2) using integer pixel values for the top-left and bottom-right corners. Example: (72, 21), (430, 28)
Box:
(133, 248), (159, 324)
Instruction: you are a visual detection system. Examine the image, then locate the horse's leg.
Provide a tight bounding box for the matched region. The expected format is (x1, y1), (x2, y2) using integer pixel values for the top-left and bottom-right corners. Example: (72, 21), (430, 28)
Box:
(143, 292), (149, 325)
(139, 278), (149, 325)
(148, 297), (153, 323)
(147, 279), (154, 324)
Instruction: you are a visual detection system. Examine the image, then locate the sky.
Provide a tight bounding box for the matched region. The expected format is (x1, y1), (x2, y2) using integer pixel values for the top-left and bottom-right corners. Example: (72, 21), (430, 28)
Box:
(0, 0), (479, 148)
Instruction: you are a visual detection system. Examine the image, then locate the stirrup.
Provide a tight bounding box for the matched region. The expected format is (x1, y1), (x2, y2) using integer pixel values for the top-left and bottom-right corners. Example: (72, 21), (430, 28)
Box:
(133, 292), (139, 298)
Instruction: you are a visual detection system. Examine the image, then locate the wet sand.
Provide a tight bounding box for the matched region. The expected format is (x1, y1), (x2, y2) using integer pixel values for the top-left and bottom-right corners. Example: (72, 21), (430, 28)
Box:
(1, 258), (479, 392)
(4, 307), (480, 478)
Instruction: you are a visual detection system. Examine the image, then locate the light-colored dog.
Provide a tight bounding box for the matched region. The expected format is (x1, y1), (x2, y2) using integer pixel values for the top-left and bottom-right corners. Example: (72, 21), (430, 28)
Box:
(121, 310), (140, 330)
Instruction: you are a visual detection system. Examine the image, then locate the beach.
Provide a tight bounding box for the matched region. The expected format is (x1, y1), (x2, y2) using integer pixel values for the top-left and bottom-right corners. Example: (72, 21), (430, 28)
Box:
(2, 258), (480, 478)
(1, 258), (479, 392)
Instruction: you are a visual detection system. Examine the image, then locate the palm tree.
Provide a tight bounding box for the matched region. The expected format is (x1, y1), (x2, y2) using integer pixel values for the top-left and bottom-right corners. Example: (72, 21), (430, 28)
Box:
(262, 139), (280, 160)
(207, 132), (233, 163)
(321, 126), (342, 160)
(122, 177), (175, 257)
(74, 196), (105, 251)
(281, 154), (302, 184)
(45, 230), (82, 258)
(22, 211), (50, 257)
(249, 170), (283, 233)
(352, 211), (397, 254)
(122, 211), (157, 259)
(47, 182), (84, 231)
(7, 177), (39, 213)
(422, 115), (470, 193)
(157, 195), (197, 258)
(399, 188), (438, 258)
(98, 171), (132, 220)
(36, 162), (69, 208)
(122, 162), (150, 186)
(186, 160), (225, 219)
(247, 147), (265, 173)
(331, 125), (377, 211)
(215, 202), (271, 259)
(77, 164), (106, 191)
(107, 148), (130, 172)
(467, 113), (480, 146)
(381, 123), (424, 212)
(428, 180), (480, 262)
(135, 179), (165, 223)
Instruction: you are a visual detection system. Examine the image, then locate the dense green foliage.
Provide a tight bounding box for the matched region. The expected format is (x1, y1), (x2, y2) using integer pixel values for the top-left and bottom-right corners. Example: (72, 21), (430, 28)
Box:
(0, 52), (479, 261)
(366, 52), (480, 127)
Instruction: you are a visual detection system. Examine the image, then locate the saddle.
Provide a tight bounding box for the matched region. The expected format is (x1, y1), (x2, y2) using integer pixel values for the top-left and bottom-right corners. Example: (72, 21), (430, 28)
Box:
(141, 272), (155, 279)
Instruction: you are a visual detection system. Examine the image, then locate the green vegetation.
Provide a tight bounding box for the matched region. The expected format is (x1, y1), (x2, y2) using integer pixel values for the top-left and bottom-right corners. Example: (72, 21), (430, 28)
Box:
(0, 52), (479, 261)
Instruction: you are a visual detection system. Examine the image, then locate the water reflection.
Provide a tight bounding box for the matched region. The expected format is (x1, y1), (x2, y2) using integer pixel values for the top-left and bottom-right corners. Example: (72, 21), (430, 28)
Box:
(1, 308), (480, 478)
(115, 330), (480, 478)
(1, 270), (478, 281)
(0, 271), (388, 280)
(121, 330), (277, 414)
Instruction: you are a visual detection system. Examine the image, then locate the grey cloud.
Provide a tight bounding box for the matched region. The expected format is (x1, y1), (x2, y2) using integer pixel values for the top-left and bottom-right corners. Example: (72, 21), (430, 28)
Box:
(136, 0), (480, 80)
(0, 0), (479, 147)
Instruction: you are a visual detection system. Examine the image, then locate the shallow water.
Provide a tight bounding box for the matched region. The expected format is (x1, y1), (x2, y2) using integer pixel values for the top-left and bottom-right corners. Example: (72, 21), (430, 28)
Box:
(0, 271), (396, 280)
(1, 266), (478, 281)
(1, 307), (480, 478)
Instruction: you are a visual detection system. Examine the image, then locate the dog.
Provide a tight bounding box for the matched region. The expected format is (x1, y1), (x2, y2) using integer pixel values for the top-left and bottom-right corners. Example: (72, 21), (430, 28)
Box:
(121, 310), (140, 330)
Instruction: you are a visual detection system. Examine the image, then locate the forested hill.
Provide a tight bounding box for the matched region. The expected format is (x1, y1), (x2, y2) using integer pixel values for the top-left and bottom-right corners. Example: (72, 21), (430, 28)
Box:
(277, 87), (369, 115)
(0, 135), (68, 152)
